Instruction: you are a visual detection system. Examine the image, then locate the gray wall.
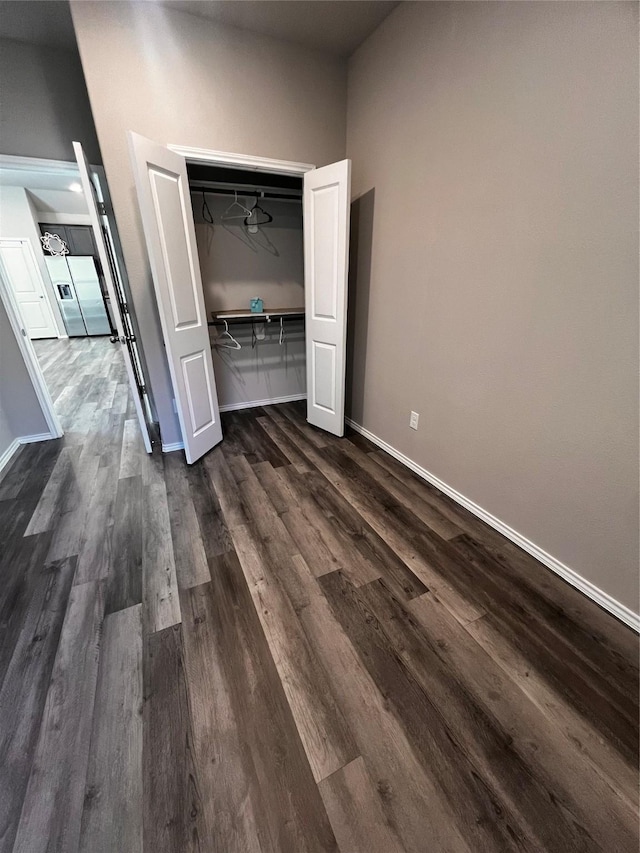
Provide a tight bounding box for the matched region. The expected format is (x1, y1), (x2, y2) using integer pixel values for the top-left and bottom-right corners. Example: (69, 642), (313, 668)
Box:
(71, 0), (347, 445)
(0, 398), (14, 462)
(0, 37), (101, 164)
(0, 296), (49, 459)
(346, 1), (639, 612)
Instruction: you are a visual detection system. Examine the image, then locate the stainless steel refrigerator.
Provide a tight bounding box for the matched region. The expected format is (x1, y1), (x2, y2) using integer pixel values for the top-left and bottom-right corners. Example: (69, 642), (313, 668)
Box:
(46, 255), (111, 337)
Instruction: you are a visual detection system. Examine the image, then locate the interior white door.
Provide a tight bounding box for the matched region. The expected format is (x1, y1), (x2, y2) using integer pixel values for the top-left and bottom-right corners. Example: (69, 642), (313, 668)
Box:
(73, 141), (153, 453)
(127, 131), (222, 464)
(304, 159), (351, 436)
(0, 239), (58, 339)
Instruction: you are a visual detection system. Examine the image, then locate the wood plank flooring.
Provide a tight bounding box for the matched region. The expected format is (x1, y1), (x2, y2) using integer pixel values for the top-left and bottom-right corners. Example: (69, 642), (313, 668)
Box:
(0, 336), (637, 852)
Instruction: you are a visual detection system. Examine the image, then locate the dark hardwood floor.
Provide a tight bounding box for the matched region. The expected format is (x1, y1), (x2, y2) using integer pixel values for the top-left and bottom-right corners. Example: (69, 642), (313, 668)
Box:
(0, 337), (637, 852)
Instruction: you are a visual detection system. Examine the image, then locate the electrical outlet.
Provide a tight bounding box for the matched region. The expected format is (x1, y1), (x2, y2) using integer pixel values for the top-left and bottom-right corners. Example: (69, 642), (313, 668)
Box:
(409, 411), (420, 430)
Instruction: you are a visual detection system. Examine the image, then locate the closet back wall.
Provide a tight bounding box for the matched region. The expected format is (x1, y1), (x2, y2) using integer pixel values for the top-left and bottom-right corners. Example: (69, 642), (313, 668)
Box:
(193, 194), (306, 409)
(193, 195), (304, 314)
(70, 0), (347, 446)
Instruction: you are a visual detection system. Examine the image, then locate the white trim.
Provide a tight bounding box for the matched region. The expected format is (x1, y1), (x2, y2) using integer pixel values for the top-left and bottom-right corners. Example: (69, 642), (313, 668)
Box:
(0, 154), (79, 175)
(19, 432), (54, 444)
(0, 438), (21, 475)
(0, 255), (64, 439)
(219, 393), (306, 413)
(73, 141), (152, 455)
(162, 440), (185, 453)
(345, 417), (640, 633)
(162, 394), (307, 449)
(36, 212), (92, 226)
(0, 431), (54, 477)
(167, 145), (315, 176)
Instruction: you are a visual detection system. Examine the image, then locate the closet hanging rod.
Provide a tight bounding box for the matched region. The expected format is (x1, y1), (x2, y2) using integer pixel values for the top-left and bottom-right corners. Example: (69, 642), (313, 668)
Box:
(189, 182), (302, 202)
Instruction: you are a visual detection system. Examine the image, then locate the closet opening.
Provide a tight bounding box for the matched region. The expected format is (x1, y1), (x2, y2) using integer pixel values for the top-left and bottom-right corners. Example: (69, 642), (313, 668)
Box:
(0, 147), (153, 453)
(129, 132), (350, 463)
(186, 162), (307, 414)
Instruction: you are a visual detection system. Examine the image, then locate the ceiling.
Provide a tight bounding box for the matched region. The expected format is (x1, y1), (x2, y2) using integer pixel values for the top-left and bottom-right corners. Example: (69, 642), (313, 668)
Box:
(161, 1), (400, 57)
(0, 0), (399, 57)
(0, 163), (89, 214)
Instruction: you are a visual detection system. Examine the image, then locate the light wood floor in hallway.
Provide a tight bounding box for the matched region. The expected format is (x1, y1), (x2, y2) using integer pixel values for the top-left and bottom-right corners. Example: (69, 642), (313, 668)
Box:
(0, 336), (638, 852)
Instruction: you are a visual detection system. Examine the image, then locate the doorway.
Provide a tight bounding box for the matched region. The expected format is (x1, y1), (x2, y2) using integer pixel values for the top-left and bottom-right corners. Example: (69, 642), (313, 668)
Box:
(0, 151), (152, 452)
(129, 134), (351, 464)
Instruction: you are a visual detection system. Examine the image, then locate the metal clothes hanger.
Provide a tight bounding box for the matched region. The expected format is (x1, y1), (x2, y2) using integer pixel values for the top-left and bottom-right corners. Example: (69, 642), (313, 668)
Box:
(202, 191), (214, 224)
(251, 319), (267, 348)
(244, 194), (273, 233)
(215, 319), (241, 350)
(279, 315), (285, 345)
(221, 190), (253, 222)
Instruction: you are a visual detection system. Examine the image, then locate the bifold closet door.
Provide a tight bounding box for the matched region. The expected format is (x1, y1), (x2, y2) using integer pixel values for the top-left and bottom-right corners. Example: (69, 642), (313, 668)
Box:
(74, 141), (153, 453)
(127, 132), (222, 464)
(304, 159), (351, 436)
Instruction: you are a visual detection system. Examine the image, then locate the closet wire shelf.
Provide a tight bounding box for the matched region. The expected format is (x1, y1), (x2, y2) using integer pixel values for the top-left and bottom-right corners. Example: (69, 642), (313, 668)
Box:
(208, 308), (305, 326)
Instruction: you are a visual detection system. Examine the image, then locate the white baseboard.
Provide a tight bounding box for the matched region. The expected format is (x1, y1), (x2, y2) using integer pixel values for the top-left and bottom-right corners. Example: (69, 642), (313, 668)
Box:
(219, 393), (306, 413)
(346, 417), (639, 633)
(0, 438), (21, 475)
(0, 432), (55, 476)
(162, 441), (184, 453)
(20, 432), (54, 444)
(161, 395), (306, 452)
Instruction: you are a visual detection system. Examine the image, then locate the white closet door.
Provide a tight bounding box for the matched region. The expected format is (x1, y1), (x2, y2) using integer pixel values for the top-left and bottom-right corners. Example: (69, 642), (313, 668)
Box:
(304, 159), (351, 436)
(74, 141), (152, 453)
(127, 131), (222, 464)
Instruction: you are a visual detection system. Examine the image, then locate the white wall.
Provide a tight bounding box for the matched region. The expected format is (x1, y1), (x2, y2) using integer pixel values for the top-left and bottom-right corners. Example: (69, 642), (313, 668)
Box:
(30, 188), (90, 220)
(346, 1), (639, 613)
(193, 193), (306, 409)
(0, 296), (50, 461)
(0, 37), (101, 164)
(71, 0), (347, 446)
(0, 185), (66, 336)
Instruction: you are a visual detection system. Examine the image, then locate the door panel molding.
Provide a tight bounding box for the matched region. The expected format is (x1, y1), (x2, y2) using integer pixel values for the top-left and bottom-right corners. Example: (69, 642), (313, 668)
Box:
(128, 132), (222, 464)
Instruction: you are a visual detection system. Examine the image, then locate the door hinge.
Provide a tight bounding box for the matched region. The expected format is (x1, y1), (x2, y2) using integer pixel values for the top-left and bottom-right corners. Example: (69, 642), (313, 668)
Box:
(140, 385), (147, 395)
(97, 202), (107, 216)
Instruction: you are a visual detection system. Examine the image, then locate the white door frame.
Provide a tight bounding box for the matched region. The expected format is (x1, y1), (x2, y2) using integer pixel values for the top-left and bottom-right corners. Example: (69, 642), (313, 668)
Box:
(74, 141), (153, 453)
(165, 145), (317, 438)
(167, 145), (315, 176)
(0, 253), (63, 439)
(0, 238), (60, 340)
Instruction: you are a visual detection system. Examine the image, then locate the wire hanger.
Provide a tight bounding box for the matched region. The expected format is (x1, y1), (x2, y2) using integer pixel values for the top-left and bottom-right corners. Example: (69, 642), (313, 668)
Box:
(215, 319), (241, 350)
(279, 315), (285, 345)
(221, 190), (253, 222)
(244, 194), (273, 233)
(202, 191), (214, 224)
